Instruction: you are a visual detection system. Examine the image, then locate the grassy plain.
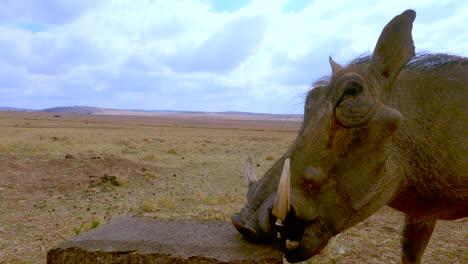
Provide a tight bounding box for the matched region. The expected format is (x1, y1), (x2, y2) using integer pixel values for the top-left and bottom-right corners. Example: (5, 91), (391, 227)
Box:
(0, 111), (465, 264)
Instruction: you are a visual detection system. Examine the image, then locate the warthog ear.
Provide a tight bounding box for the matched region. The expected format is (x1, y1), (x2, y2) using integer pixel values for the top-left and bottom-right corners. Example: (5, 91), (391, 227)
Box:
(329, 56), (343, 76)
(370, 9), (416, 84)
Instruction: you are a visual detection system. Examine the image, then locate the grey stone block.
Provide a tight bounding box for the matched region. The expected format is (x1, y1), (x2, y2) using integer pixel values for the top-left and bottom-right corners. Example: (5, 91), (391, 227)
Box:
(47, 216), (282, 263)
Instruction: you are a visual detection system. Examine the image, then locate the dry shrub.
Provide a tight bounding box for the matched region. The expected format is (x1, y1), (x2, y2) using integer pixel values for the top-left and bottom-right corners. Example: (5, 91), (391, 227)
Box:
(115, 174), (128, 186)
(141, 170), (156, 178)
(138, 196), (177, 213)
(166, 148), (177, 154)
(143, 153), (156, 161)
(139, 198), (159, 213)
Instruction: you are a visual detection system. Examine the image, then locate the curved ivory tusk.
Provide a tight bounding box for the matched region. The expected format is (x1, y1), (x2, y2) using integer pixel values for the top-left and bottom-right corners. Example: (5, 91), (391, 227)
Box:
(272, 158), (291, 224)
(286, 239), (300, 250)
(244, 157), (258, 187)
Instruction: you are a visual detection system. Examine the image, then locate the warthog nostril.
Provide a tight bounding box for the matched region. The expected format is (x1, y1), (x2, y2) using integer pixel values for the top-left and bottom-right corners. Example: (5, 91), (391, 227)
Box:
(231, 213), (260, 242)
(231, 214), (241, 228)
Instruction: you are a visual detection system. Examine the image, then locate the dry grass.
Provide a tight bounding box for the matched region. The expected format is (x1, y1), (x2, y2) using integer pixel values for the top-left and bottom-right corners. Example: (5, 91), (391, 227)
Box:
(0, 111), (465, 264)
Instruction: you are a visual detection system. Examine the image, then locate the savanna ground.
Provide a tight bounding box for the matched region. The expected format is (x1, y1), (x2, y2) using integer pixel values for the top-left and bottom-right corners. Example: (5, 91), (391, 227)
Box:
(0, 111), (465, 264)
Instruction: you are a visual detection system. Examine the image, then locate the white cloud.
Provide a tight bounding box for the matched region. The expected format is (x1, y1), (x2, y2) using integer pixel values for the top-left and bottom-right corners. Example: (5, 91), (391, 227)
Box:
(0, 0), (466, 112)
(163, 15), (267, 73)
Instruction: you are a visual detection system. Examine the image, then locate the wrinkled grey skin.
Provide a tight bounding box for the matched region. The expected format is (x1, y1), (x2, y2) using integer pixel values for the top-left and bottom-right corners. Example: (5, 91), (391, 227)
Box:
(232, 9), (467, 264)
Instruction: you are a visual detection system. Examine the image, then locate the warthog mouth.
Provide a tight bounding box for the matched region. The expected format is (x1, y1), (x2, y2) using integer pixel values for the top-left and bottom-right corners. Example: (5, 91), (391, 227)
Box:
(232, 158), (336, 262)
(232, 211), (332, 262)
(275, 216), (334, 263)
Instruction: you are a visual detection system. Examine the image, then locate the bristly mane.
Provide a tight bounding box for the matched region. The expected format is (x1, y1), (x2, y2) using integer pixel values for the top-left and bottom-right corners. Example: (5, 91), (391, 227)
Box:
(348, 53), (468, 70)
(312, 53), (467, 88)
(406, 53), (468, 70)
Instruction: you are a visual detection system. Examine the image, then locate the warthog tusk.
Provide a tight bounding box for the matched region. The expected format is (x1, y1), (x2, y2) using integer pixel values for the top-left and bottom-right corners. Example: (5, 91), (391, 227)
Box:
(272, 158), (291, 224)
(286, 239), (300, 250)
(245, 157), (258, 187)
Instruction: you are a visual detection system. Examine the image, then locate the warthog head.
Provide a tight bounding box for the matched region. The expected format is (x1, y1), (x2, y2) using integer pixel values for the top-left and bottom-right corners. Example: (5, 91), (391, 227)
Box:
(232, 9), (416, 262)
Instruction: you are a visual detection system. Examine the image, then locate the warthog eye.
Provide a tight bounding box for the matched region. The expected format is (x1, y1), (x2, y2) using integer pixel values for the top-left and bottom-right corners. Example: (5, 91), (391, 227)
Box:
(343, 82), (363, 97)
(335, 80), (373, 127)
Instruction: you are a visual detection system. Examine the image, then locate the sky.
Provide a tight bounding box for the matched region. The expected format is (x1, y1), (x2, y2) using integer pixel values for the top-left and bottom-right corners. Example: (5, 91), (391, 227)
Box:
(0, 0), (466, 114)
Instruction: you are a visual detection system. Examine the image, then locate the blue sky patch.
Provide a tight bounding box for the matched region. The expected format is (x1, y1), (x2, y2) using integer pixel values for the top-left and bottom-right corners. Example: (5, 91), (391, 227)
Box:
(282, 0), (312, 13)
(210, 0), (251, 12)
(16, 23), (47, 33)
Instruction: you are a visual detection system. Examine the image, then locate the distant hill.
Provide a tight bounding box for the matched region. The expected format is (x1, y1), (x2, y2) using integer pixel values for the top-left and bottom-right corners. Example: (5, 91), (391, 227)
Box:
(0, 107), (34, 112)
(40, 106), (106, 114)
(0, 105), (303, 119)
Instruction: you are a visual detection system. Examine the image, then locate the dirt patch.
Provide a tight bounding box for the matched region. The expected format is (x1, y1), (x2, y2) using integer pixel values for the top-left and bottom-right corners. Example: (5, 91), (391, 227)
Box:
(0, 154), (159, 192)
(0, 154), (163, 263)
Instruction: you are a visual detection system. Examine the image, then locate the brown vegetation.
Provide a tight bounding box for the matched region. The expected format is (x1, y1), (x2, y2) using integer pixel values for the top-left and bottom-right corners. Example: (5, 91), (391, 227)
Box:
(0, 111), (465, 263)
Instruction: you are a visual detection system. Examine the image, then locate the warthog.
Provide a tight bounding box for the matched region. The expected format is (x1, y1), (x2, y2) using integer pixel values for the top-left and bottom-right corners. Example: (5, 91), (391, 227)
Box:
(232, 9), (467, 264)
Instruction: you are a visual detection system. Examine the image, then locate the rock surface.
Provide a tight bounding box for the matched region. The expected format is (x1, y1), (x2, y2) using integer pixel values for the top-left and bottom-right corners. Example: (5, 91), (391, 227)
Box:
(47, 216), (282, 263)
